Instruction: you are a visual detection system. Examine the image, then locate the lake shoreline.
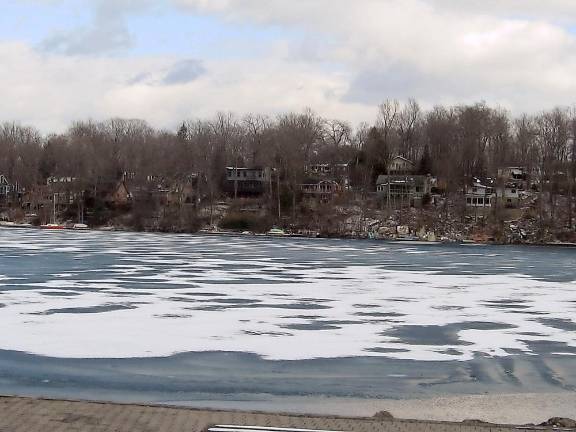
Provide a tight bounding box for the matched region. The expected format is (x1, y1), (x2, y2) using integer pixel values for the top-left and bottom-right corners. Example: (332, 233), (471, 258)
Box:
(158, 392), (576, 425)
(4, 223), (575, 248)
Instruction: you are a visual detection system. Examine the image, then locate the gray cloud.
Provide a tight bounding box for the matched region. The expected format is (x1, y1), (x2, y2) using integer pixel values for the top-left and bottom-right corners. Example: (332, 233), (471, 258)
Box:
(162, 59), (206, 85)
(127, 72), (153, 85)
(38, 0), (155, 55)
(343, 63), (478, 105)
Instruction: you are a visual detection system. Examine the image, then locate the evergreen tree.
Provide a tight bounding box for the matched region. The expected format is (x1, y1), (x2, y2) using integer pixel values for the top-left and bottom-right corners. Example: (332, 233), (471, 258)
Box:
(418, 144), (432, 175)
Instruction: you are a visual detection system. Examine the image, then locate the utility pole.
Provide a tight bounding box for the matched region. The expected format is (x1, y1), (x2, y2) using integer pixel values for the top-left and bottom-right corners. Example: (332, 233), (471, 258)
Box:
(52, 193), (57, 224)
(234, 168), (238, 200)
(276, 169), (281, 221)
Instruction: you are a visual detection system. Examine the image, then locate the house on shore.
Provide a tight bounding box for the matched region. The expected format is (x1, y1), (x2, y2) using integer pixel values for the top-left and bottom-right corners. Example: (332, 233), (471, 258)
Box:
(0, 175), (23, 206)
(0, 175), (13, 203)
(47, 176), (82, 206)
(496, 185), (521, 208)
(387, 156), (415, 175)
(376, 174), (433, 206)
(498, 167), (527, 183)
(301, 180), (341, 202)
(495, 167), (528, 208)
(168, 174), (201, 206)
(106, 181), (132, 207)
(465, 180), (494, 208)
(375, 156), (435, 207)
(225, 167), (272, 197)
(306, 163), (351, 188)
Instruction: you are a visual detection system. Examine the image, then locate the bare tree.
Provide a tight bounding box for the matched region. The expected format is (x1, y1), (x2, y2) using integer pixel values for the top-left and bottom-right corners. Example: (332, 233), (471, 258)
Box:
(398, 98), (422, 161)
(535, 108), (569, 226)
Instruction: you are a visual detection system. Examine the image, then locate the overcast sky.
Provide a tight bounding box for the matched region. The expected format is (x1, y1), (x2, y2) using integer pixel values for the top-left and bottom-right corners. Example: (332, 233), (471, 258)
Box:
(2, 0), (576, 132)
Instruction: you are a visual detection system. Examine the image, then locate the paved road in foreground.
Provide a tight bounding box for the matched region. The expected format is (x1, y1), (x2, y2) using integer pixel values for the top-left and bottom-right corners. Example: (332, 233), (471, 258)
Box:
(0, 396), (552, 432)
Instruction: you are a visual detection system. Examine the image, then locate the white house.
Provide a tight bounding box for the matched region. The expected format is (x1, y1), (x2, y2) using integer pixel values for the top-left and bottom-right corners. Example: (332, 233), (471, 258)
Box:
(0, 175), (11, 197)
(465, 181), (494, 208)
(496, 185), (521, 208)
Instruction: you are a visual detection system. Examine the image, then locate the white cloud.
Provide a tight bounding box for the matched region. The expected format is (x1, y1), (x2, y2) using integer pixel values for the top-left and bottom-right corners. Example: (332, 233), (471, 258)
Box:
(429, 0), (576, 23)
(0, 42), (373, 133)
(5, 0), (576, 131)
(175, 0), (576, 112)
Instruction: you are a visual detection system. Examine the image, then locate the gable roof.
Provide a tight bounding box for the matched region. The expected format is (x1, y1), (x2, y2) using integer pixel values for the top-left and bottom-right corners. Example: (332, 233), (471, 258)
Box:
(390, 156), (414, 165)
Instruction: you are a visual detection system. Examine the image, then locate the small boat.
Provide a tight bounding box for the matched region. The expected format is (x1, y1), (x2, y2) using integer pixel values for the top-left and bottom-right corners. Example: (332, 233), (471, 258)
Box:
(267, 227), (287, 237)
(40, 223), (66, 230)
(72, 223), (89, 230)
(395, 235), (421, 242)
(545, 242), (576, 248)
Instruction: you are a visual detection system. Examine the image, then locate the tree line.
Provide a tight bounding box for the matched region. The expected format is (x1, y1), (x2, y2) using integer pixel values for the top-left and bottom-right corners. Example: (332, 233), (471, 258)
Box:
(1, 99), (575, 226)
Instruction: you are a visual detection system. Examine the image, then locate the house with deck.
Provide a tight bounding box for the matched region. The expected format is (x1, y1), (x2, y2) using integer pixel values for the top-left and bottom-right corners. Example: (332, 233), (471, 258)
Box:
(301, 180), (341, 202)
(225, 167), (272, 197)
(465, 179), (495, 208)
(376, 174), (434, 206)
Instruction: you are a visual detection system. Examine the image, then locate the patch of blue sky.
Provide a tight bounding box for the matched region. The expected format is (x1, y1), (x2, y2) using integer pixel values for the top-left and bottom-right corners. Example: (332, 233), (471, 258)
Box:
(1, 0), (316, 61)
(126, 11), (305, 60)
(0, 0), (90, 44)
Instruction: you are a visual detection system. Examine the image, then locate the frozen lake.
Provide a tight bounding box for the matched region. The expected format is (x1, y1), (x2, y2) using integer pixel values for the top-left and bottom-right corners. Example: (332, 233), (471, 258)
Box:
(0, 229), (575, 406)
(1, 230), (575, 361)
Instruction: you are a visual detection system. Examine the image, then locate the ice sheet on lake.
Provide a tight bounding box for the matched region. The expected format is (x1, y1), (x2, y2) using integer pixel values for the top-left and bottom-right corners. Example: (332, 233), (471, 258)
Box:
(0, 230), (575, 361)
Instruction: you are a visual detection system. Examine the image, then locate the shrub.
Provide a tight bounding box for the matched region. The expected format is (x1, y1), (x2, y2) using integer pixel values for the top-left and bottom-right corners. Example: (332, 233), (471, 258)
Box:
(220, 212), (273, 233)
